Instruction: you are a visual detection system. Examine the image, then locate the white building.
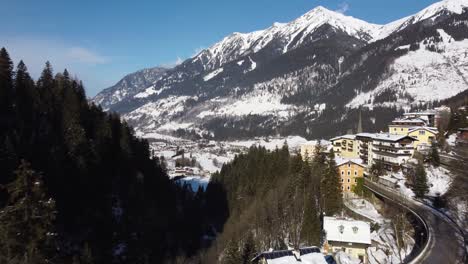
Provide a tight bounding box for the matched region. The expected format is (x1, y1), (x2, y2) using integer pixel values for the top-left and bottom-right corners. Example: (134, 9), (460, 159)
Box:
(370, 133), (417, 170)
(323, 217), (371, 263)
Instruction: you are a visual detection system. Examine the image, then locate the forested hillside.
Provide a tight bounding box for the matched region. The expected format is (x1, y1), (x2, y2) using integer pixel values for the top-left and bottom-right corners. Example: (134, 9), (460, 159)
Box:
(0, 48), (224, 263)
(202, 144), (342, 263)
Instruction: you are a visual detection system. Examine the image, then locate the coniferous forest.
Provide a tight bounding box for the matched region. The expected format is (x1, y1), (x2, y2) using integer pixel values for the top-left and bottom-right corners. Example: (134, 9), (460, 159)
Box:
(0, 47), (228, 263)
(203, 144), (342, 264)
(0, 47), (344, 263)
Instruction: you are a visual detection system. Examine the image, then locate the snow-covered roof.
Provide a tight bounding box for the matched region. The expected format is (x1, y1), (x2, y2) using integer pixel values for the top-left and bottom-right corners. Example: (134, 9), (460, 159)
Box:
(408, 126), (438, 134)
(356, 132), (378, 138)
(301, 139), (331, 147)
(330, 134), (356, 141)
(371, 133), (417, 142)
(323, 216), (371, 245)
(335, 157), (365, 167)
(403, 110), (436, 116)
(300, 253), (328, 264)
(252, 250), (300, 264)
(391, 117), (428, 124)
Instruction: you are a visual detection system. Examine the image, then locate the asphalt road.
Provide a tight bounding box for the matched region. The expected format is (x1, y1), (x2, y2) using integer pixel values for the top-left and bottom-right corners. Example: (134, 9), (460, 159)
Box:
(364, 180), (466, 264)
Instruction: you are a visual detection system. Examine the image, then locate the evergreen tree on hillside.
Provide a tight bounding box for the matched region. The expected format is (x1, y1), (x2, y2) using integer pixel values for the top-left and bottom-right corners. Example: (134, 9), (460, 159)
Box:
(0, 161), (59, 264)
(223, 239), (241, 264)
(241, 232), (257, 264)
(321, 151), (342, 216)
(413, 161), (429, 198)
(430, 143), (440, 167)
(300, 193), (321, 246)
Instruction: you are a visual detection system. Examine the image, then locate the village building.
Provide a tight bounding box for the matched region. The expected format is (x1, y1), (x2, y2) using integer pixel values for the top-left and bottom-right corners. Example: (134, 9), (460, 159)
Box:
(330, 135), (360, 159)
(407, 127), (438, 150)
(252, 248), (330, 264)
(300, 140), (331, 161)
(335, 158), (365, 194)
(388, 117), (428, 135)
(355, 133), (376, 167)
(252, 250), (298, 264)
(402, 111), (437, 127)
(323, 217), (371, 263)
(370, 134), (416, 170)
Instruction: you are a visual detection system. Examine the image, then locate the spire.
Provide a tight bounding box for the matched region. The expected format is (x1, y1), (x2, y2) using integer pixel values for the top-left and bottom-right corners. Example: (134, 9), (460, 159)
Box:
(357, 109), (363, 134)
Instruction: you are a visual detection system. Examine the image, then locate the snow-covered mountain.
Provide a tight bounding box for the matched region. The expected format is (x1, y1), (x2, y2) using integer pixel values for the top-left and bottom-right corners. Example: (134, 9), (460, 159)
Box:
(92, 67), (167, 110)
(93, 0), (468, 140)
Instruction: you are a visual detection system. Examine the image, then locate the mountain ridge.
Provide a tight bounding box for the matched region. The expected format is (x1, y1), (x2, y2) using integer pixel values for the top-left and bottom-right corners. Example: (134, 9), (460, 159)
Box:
(92, 0), (468, 140)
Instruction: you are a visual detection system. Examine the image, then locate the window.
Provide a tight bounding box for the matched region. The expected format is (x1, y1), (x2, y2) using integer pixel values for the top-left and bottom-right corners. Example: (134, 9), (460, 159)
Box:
(401, 128), (404, 131)
(347, 170), (351, 176)
(347, 179), (350, 183)
(341, 186), (344, 190)
(347, 186), (350, 190)
(348, 163), (351, 168)
(354, 171), (358, 176)
(341, 170), (344, 175)
(419, 130), (425, 135)
(341, 178), (344, 182)
(352, 226), (359, 234)
(355, 179), (357, 183)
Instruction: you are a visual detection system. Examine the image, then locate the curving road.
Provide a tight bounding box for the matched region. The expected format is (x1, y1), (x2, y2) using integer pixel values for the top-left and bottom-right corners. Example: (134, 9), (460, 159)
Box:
(364, 179), (466, 264)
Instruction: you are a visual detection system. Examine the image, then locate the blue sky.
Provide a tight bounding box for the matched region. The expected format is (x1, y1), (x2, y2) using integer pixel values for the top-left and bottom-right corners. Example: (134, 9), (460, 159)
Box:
(2, 0), (440, 96)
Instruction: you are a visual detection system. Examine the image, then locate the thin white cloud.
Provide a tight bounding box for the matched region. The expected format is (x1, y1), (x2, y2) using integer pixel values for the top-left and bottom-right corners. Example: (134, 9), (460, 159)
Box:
(2, 35), (112, 96)
(336, 2), (350, 14)
(161, 56), (185, 68)
(67, 47), (109, 64)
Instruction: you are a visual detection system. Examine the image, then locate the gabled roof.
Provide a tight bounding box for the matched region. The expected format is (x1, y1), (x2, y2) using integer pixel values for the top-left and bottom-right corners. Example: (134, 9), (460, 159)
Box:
(391, 117), (427, 124)
(403, 111), (436, 116)
(335, 157), (365, 167)
(371, 133), (417, 142)
(330, 134), (356, 141)
(408, 126), (438, 134)
(323, 217), (371, 245)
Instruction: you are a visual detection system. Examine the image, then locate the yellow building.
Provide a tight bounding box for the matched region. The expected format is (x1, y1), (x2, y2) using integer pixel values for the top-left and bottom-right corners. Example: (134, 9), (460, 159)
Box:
(300, 140), (331, 161)
(336, 158), (365, 193)
(330, 135), (360, 159)
(388, 117), (427, 135)
(323, 217), (371, 263)
(408, 127), (438, 150)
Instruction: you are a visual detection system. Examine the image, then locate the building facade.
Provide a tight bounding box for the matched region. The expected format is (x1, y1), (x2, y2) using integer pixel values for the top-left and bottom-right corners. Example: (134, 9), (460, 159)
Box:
(330, 135), (360, 159)
(407, 127), (438, 150)
(371, 134), (416, 170)
(323, 217), (371, 264)
(336, 158), (365, 193)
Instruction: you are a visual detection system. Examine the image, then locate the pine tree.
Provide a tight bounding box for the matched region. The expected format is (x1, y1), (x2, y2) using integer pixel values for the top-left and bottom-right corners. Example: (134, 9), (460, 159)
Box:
(430, 143), (440, 167)
(223, 239), (241, 264)
(241, 233), (257, 264)
(300, 193), (321, 246)
(413, 161), (429, 198)
(321, 151), (342, 216)
(0, 160), (59, 264)
(0, 47), (14, 122)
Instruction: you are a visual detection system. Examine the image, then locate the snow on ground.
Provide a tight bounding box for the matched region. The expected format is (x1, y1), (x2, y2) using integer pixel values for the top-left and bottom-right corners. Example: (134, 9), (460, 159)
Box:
(425, 165), (452, 196)
(446, 133), (457, 147)
(227, 135), (308, 151)
(175, 176), (210, 192)
(368, 221), (414, 264)
(347, 31), (468, 109)
(213, 92), (296, 118)
(203, 67), (224, 81)
(191, 152), (233, 173)
(334, 251), (360, 264)
(347, 198), (385, 224)
(300, 253), (327, 264)
(134, 86), (160, 98)
(157, 122), (194, 131)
